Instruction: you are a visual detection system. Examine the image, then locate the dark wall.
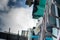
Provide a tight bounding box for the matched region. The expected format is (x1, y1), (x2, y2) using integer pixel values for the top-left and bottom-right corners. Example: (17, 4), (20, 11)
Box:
(55, 0), (60, 4)
(0, 32), (28, 40)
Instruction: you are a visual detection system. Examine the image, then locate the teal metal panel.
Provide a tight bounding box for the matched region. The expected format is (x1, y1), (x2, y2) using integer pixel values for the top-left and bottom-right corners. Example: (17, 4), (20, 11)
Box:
(45, 37), (53, 40)
(32, 0), (46, 19)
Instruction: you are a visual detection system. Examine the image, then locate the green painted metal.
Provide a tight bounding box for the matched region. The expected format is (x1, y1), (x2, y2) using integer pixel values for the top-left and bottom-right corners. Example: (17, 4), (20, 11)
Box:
(39, 0), (46, 7)
(32, 0), (46, 19)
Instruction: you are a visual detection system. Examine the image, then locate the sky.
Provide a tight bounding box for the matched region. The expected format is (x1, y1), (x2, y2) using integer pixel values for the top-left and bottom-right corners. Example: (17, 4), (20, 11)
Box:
(0, 0), (58, 40)
(0, 0), (38, 35)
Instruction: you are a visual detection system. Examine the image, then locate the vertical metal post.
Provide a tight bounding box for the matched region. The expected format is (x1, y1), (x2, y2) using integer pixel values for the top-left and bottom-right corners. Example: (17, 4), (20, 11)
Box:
(9, 28), (10, 34)
(7, 28), (11, 40)
(40, 20), (46, 40)
(18, 31), (19, 40)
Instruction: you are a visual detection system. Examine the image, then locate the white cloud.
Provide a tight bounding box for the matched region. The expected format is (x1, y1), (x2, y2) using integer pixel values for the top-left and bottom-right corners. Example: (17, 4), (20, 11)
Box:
(0, 0), (38, 35)
(0, 5), (37, 35)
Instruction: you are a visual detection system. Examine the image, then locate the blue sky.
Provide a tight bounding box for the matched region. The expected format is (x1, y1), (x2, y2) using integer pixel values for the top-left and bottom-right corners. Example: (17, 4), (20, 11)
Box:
(0, 0), (38, 35)
(8, 0), (27, 8)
